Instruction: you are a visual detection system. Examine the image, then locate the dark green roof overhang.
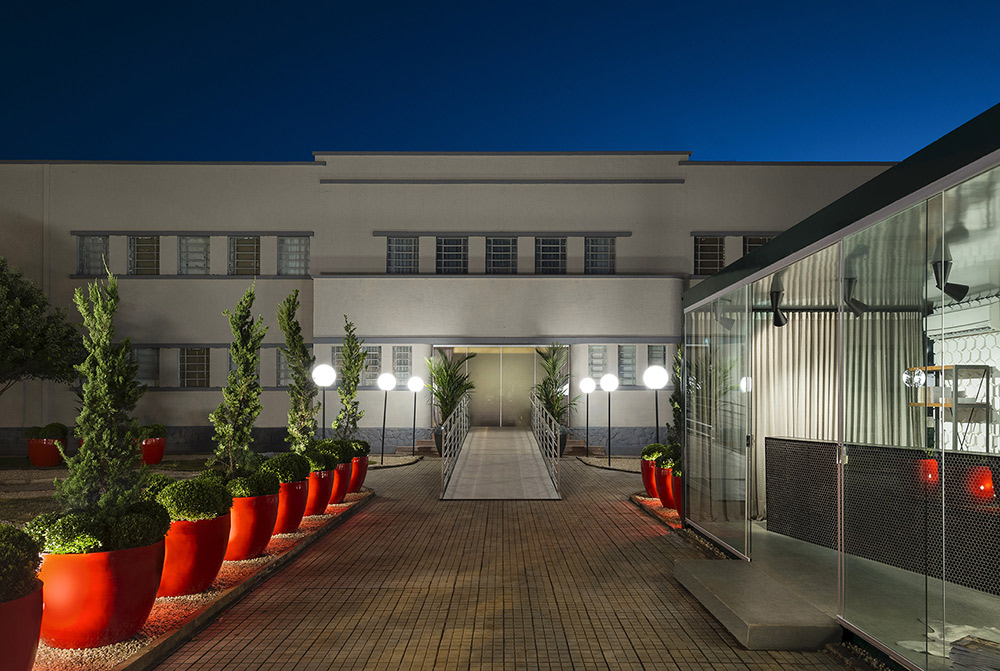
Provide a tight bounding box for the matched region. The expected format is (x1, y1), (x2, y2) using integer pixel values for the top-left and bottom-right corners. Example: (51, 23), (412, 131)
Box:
(683, 101), (1000, 310)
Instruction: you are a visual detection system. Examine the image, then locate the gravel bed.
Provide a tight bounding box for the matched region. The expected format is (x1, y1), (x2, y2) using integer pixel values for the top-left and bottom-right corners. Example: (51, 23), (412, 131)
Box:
(578, 456), (641, 473)
(29, 490), (371, 671)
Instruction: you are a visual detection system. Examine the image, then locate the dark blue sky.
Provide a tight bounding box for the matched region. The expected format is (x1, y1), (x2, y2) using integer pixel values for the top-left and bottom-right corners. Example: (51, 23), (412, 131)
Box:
(2, 1), (998, 162)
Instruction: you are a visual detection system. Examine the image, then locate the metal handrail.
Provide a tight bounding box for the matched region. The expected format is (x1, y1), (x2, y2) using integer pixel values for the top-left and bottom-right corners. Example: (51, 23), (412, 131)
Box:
(440, 394), (470, 497)
(530, 395), (561, 496)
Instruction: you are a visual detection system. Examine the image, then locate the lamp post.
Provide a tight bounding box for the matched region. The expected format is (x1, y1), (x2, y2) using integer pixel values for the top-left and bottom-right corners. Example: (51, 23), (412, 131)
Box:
(600, 373), (618, 467)
(642, 365), (669, 444)
(407, 376), (424, 456)
(579, 377), (596, 458)
(377, 373), (396, 465)
(311, 364), (337, 439)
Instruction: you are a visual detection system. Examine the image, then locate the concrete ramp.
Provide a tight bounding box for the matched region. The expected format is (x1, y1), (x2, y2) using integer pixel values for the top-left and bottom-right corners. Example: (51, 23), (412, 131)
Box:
(442, 427), (559, 500)
(674, 560), (841, 650)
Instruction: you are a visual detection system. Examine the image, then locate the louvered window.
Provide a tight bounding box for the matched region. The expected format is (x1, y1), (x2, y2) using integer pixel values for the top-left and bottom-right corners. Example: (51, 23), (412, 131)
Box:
(77, 235), (109, 275)
(133, 348), (159, 386)
(228, 236), (260, 275)
(535, 237), (567, 274)
(127, 236), (159, 275)
(584, 237), (615, 275)
(694, 236), (725, 275)
(387, 237), (419, 274)
(178, 236), (210, 275)
(393, 346), (412, 384)
(618, 345), (637, 386)
(486, 237), (517, 274)
(278, 236), (310, 275)
(436, 237), (468, 274)
(588, 345), (607, 378)
(179, 348), (210, 388)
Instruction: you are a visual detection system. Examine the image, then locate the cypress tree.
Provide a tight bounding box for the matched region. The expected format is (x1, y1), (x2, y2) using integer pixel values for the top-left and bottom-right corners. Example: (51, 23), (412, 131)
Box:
(332, 315), (366, 442)
(55, 269), (146, 513)
(277, 289), (318, 452)
(209, 284), (267, 477)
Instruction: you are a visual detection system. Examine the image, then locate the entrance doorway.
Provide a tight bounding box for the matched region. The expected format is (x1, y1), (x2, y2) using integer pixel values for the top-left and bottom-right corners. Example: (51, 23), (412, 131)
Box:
(448, 347), (540, 427)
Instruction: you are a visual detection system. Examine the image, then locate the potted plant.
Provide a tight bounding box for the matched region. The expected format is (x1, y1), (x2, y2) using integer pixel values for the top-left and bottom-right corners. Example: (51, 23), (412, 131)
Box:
(139, 423), (167, 465)
(261, 452), (312, 534)
(0, 523), (43, 671)
(348, 439), (371, 493)
(153, 478), (233, 597)
(532, 343), (579, 456)
(27, 269), (171, 649)
(425, 350), (476, 455)
(25, 422), (68, 467)
(640, 443), (666, 498)
(277, 290), (320, 452)
(316, 439), (354, 504)
(206, 284), (280, 561)
(653, 452), (676, 510)
(301, 447), (336, 516)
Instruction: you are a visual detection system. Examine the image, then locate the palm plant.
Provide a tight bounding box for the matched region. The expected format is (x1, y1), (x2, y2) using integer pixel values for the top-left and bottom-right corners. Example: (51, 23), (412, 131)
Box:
(425, 350), (476, 425)
(532, 343), (579, 426)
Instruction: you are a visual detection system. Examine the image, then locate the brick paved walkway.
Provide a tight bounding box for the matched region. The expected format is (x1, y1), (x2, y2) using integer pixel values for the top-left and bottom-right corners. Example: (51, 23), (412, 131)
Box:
(154, 459), (847, 671)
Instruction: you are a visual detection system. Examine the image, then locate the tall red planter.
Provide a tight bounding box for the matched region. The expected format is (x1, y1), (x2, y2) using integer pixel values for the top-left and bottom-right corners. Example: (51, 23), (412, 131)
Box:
(348, 456), (369, 493)
(141, 437), (165, 465)
(39, 540), (165, 648)
(640, 459), (657, 498)
(330, 462), (352, 504)
(224, 494), (279, 561)
(0, 580), (43, 671)
(654, 465), (675, 510)
(671, 474), (683, 516)
(27, 439), (63, 467)
(157, 514), (231, 597)
(304, 470), (335, 516)
(273, 480), (309, 534)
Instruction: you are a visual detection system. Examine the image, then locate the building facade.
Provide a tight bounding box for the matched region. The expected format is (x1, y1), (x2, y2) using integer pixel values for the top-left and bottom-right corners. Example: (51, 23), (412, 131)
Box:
(0, 152), (889, 453)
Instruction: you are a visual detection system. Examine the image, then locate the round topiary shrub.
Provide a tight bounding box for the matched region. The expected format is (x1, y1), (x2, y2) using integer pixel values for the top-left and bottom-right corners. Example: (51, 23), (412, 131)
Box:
(143, 472), (176, 501)
(43, 513), (106, 554)
(23, 511), (61, 549)
(300, 448), (333, 472)
(140, 423), (167, 440)
(24, 422), (68, 440)
(126, 500), (172, 539)
(0, 523), (41, 603)
(261, 452), (311, 483)
(641, 443), (667, 461)
(226, 470), (280, 498)
(157, 479), (233, 521)
(351, 440), (371, 457)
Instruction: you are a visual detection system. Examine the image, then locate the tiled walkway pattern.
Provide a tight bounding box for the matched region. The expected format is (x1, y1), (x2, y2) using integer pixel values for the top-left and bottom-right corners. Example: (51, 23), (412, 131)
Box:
(154, 459), (847, 671)
(443, 427), (559, 500)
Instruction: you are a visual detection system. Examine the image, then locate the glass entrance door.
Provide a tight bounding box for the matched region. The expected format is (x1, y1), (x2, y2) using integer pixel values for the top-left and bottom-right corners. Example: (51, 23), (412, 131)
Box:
(461, 347), (539, 427)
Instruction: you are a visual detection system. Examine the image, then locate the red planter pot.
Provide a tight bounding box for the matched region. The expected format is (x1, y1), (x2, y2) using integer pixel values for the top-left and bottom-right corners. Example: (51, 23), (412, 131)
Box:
(304, 470), (335, 516)
(224, 494), (279, 561)
(967, 465), (995, 501)
(27, 439), (63, 467)
(654, 466), (675, 510)
(330, 462), (352, 504)
(917, 458), (939, 487)
(157, 514), (231, 597)
(0, 580), (42, 671)
(141, 437), (165, 465)
(273, 480), (309, 534)
(671, 474), (683, 516)
(640, 459), (658, 498)
(348, 456), (369, 493)
(39, 540), (165, 649)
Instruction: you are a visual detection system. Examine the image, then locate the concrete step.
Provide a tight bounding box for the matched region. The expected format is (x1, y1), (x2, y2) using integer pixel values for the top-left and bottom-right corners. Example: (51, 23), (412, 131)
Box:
(674, 560), (841, 651)
(564, 444), (604, 456)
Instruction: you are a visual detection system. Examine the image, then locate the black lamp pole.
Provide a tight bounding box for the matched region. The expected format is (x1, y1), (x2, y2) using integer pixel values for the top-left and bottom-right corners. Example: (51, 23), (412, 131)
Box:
(585, 394), (590, 458)
(607, 392), (612, 467)
(321, 388), (327, 440)
(380, 388), (388, 465)
(654, 391), (660, 444)
(411, 391), (417, 456)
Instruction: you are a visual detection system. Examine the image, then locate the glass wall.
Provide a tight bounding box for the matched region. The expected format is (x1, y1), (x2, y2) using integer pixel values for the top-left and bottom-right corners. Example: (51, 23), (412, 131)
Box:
(683, 162), (1000, 671)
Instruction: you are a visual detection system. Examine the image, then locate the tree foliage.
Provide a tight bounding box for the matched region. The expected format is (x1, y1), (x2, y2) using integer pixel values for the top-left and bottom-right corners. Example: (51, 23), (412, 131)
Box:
(665, 344), (684, 451)
(332, 315), (366, 442)
(209, 284), (267, 477)
(532, 343), (579, 426)
(425, 350), (476, 424)
(54, 269), (147, 512)
(277, 290), (318, 452)
(0, 257), (84, 398)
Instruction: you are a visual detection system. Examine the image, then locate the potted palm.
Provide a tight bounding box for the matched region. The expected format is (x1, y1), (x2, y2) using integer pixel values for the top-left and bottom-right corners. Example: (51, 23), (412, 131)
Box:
(25, 422), (68, 467)
(532, 343), (578, 456)
(28, 269), (171, 649)
(425, 350), (476, 455)
(139, 423), (167, 465)
(0, 524), (43, 671)
(640, 443), (666, 498)
(262, 452), (312, 534)
(153, 478), (233, 597)
(206, 284), (280, 561)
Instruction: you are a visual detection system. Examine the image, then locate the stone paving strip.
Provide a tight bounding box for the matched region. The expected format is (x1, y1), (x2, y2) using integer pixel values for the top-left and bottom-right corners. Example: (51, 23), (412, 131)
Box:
(147, 458), (859, 671)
